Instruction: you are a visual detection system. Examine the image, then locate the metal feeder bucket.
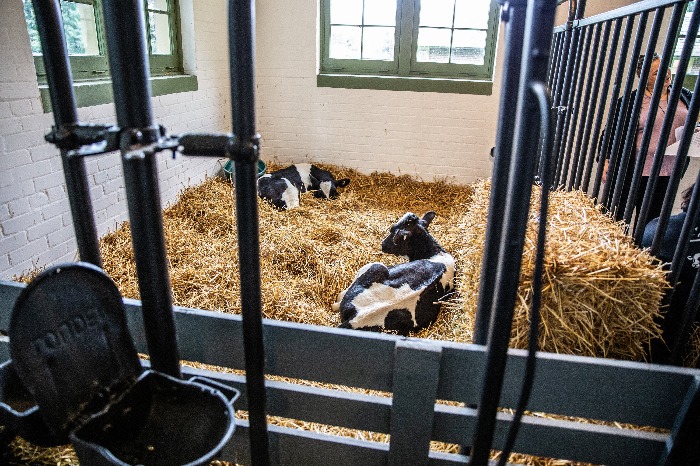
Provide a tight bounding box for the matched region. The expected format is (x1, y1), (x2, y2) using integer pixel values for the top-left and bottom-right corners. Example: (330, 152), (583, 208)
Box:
(8, 263), (239, 465)
(70, 370), (238, 466)
(0, 360), (66, 447)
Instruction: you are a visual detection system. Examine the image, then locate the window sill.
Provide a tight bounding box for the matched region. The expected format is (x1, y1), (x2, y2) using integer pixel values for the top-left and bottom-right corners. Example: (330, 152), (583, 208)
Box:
(38, 74), (199, 113)
(317, 73), (493, 95)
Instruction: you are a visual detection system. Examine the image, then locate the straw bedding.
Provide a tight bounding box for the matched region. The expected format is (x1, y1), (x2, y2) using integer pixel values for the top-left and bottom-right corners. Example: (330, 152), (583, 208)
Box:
(7, 164), (672, 465)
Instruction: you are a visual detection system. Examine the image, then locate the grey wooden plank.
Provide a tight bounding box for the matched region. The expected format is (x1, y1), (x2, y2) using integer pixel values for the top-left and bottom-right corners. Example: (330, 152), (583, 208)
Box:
(437, 343), (698, 429)
(389, 340), (442, 466)
(0, 280), (23, 331)
(2, 282), (700, 430)
(432, 403), (667, 466)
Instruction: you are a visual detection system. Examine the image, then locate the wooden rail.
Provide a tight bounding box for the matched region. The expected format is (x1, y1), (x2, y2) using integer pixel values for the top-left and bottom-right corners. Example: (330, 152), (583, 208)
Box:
(1, 279), (698, 465)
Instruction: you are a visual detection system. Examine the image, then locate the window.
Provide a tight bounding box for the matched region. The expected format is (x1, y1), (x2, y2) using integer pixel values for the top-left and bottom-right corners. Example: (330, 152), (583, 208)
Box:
(22, 0), (195, 111)
(672, 0), (700, 87)
(318, 0), (500, 94)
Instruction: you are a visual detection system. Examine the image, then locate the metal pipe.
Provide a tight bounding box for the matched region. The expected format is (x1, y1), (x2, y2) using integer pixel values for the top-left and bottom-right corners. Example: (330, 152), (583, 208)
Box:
(572, 23), (602, 189)
(590, 18), (623, 198)
(550, 23), (577, 185)
(469, 1), (557, 464)
(30, 0), (102, 267)
(473, 0), (527, 345)
(228, 1), (270, 464)
(603, 13), (647, 217)
(650, 3), (700, 255)
(101, 0), (182, 378)
(579, 22), (610, 191)
(554, 0), (682, 31)
(555, 25), (585, 186)
(597, 16), (635, 207)
(614, 9), (664, 225)
(621, 7), (667, 224)
(562, 26), (591, 189)
(632, 4), (685, 242)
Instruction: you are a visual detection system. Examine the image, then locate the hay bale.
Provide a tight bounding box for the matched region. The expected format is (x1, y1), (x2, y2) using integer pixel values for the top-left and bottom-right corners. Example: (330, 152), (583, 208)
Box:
(452, 179), (667, 360)
(9, 167), (667, 465)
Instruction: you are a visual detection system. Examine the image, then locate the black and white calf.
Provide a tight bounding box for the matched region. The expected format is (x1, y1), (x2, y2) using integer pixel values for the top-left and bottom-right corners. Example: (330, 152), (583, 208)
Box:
(333, 211), (455, 335)
(257, 163), (350, 209)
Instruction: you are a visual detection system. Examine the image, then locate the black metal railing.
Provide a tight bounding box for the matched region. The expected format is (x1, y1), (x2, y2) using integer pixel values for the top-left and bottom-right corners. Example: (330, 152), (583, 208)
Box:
(541, 0), (700, 366)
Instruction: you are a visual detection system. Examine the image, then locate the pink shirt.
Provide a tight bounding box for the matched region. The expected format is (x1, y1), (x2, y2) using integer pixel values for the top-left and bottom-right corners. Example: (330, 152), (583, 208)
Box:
(636, 93), (689, 176)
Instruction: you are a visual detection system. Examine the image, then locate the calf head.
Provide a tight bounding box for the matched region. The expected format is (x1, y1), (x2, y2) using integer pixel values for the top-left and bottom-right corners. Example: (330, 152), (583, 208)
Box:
(381, 211), (439, 260)
(313, 177), (350, 199)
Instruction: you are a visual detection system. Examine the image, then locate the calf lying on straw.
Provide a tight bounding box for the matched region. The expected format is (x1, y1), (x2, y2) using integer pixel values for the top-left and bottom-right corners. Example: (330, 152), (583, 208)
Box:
(257, 163), (350, 209)
(333, 211), (455, 335)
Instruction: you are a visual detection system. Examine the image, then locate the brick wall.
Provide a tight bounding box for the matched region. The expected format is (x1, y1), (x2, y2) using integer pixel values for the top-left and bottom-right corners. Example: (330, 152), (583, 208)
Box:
(253, 0), (502, 185)
(0, 0), (231, 279)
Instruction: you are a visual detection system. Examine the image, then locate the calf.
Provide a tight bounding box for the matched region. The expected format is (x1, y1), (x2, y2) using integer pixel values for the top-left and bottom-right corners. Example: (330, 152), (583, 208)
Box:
(257, 163), (350, 209)
(333, 211), (455, 335)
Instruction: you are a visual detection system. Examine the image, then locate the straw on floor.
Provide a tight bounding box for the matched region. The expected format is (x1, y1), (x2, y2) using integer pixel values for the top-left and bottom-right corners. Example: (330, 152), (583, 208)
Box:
(9, 164), (671, 465)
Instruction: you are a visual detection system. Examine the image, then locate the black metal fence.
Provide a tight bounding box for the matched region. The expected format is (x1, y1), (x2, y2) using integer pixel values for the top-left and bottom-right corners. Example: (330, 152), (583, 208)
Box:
(535, 0), (700, 366)
(15, 0), (700, 464)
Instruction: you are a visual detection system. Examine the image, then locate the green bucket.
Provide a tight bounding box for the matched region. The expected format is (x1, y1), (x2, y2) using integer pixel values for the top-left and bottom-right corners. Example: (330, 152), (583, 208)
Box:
(223, 159), (267, 181)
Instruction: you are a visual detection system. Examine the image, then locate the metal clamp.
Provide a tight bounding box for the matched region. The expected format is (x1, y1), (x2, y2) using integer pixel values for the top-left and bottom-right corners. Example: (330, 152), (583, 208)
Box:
(45, 123), (120, 156)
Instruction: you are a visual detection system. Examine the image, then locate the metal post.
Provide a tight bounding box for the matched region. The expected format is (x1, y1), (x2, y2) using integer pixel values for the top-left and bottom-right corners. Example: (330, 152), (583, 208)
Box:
(632, 4), (685, 242)
(473, 0), (527, 345)
(562, 26), (592, 189)
(602, 13), (647, 216)
(101, 0), (182, 378)
(30, 0), (102, 268)
(229, 1), (270, 464)
(469, 1), (557, 464)
(589, 18), (623, 198)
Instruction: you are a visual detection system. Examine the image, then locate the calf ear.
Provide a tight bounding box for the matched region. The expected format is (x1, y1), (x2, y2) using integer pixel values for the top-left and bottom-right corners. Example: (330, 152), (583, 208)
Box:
(335, 178), (350, 188)
(420, 211), (436, 227)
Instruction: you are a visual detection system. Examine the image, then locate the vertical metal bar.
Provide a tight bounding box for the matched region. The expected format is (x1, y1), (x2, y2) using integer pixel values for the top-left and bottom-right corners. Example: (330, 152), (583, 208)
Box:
(473, 1), (526, 345)
(671, 268), (700, 364)
(578, 22), (610, 191)
(548, 32), (563, 91)
(657, 376), (700, 465)
(650, 3), (700, 254)
(562, 26), (592, 189)
(101, 0), (182, 378)
(469, 1), (557, 464)
(228, 1), (270, 465)
(589, 18), (623, 198)
(602, 13), (647, 217)
(632, 4), (685, 243)
(616, 9), (665, 225)
(555, 25), (586, 186)
(597, 16), (635, 207)
(30, 0), (102, 268)
(551, 23), (578, 185)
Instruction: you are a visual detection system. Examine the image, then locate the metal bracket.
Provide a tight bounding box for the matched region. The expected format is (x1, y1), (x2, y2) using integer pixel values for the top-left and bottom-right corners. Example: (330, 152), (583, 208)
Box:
(45, 123), (120, 156)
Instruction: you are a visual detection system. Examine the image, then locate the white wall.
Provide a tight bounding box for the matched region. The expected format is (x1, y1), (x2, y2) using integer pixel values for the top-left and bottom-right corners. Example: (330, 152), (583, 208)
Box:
(253, 0), (504, 185)
(0, 0), (231, 279)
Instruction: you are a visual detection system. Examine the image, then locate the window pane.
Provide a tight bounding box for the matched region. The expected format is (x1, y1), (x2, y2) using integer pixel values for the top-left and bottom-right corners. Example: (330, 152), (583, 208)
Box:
(451, 30), (486, 64)
(148, 0), (169, 11)
(419, 0), (455, 28)
(331, 0), (362, 25)
(149, 12), (172, 55)
(454, 0), (490, 30)
(417, 28), (452, 63)
(330, 26), (362, 59)
(364, 0), (396, 26)
(362, 27), (394, 60)
(22, 0), (42, 54)
(60, 1), (100, 56)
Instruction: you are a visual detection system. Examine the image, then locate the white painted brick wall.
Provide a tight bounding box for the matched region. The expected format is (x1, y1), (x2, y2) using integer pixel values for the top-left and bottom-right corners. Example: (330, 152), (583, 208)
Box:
(0, 0), (231, 279)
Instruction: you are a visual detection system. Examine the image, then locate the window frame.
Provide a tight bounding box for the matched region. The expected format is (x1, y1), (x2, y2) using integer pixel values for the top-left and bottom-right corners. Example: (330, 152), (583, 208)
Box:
(318, 0), (500, 94)
(31, 0), (185, 84)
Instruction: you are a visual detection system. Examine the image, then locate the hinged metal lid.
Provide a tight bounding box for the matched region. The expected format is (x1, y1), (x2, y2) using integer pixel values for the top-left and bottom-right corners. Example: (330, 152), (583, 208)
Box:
(9, 262), (142, 438)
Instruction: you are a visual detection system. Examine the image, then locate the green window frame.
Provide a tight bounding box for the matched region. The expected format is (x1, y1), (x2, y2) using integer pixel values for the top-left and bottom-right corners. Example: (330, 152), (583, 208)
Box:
(673, 0), (699, 89)
(318, 0), (500, 94)
(23, 0), (196, 111)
